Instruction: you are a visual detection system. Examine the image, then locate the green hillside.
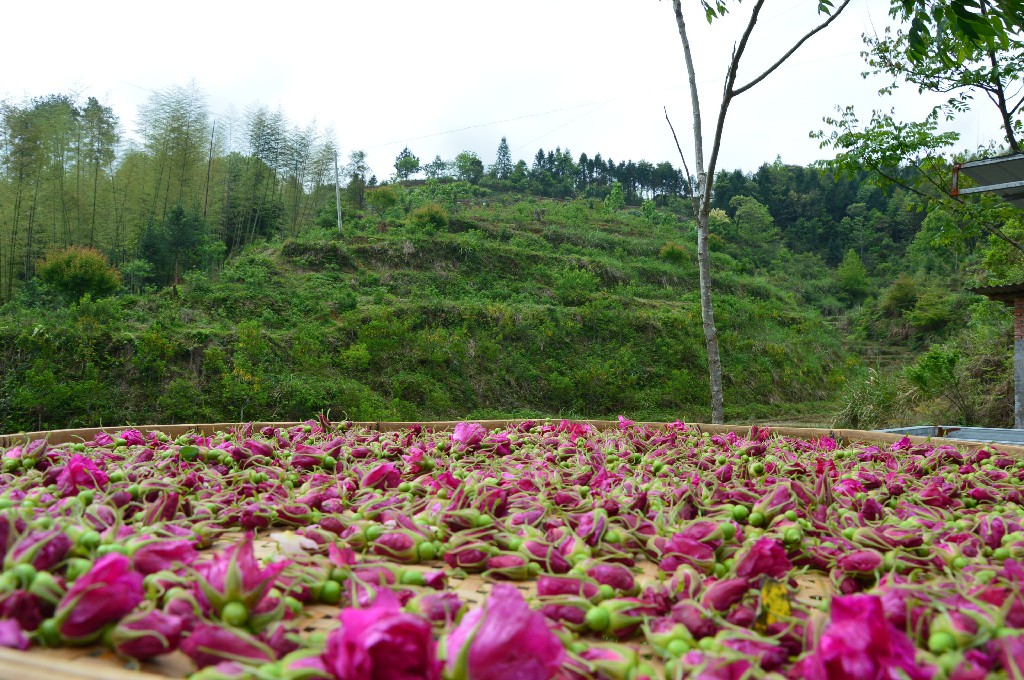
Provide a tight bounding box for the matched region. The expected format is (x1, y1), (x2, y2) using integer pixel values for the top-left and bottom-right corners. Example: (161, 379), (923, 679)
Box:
(0, 187), (852, 432)
(0, 89), (1016, 433)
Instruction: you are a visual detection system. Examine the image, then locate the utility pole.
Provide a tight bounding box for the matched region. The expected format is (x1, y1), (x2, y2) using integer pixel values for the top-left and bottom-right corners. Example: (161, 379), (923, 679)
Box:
(334, 148), (343, 238)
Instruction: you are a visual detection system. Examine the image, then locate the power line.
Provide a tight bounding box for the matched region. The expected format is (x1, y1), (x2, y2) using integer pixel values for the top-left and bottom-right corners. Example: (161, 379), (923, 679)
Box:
(363, 98), (620, 150)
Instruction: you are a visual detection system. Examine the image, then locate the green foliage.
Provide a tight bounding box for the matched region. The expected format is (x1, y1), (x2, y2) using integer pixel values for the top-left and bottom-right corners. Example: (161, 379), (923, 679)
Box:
(659, 241), (689, 263)
(604, 183), (626, 211)
(140, 206), (207, 285)
(454, 151), (484, 185)
(833, 368), (918, 429)
(37, 246), (121, 301)
(835, 249), (869, 304)
(979, 217), (1024, 284)
(905, 345), (977, 424)
(0, 187), (856, 430)
(879, 275), (919, 317)
(410, 203), (449, 231)
(905, 291), (956, 332)
(491, 137), (513, 180)
(553, 267), (600, 306)
(393, 147), (420, 180)
(365, 186), (400, 217)
(725, 196), (784, 267)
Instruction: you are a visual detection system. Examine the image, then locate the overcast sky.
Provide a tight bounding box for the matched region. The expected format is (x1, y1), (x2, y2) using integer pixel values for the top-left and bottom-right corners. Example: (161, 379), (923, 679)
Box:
(2, 0), (1001, 181)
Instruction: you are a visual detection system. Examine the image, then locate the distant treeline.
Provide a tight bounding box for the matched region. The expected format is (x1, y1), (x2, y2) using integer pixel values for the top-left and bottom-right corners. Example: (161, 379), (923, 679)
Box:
(0, 84), (925, 302)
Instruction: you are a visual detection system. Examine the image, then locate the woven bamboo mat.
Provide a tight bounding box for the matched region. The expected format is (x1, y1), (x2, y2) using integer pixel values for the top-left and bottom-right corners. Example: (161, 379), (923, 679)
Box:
(0, 420), (889, 678)
(0, 531), (834, 679)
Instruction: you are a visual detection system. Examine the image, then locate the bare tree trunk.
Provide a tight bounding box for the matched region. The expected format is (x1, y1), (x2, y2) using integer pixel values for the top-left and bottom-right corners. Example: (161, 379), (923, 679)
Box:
(669, 0), (851, 422)
(672, 0), (725, 423)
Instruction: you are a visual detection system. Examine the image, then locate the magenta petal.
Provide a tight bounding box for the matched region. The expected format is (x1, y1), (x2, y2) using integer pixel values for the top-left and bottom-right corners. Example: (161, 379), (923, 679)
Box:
(56, 553), (144, 642)
(181, 624), (274, 669)
(446, 584), (564, 680)
(323, 592), (440, 680)
(0, 619), (29, 650)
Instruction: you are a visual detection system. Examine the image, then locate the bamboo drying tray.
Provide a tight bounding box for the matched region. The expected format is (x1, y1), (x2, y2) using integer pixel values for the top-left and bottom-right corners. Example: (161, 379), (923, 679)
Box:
(0, 419), (1013, 679)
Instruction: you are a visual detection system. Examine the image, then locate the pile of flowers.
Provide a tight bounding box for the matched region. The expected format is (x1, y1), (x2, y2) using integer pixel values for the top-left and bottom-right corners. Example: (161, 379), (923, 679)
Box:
(1, 416), (1024, 679)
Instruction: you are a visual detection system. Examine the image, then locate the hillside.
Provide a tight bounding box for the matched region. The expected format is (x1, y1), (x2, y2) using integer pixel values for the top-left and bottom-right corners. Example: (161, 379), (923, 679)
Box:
(0, 189), (851, 432)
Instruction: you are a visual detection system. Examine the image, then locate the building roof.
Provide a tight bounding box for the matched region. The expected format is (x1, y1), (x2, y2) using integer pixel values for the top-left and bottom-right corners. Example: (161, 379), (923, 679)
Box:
(955, 153), (1024, 209)
(969, 282), (1024, 304)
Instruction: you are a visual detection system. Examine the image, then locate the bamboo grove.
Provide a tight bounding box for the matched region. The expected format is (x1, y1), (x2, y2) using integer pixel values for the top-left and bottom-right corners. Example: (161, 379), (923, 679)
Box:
(0, 83), (341, 300)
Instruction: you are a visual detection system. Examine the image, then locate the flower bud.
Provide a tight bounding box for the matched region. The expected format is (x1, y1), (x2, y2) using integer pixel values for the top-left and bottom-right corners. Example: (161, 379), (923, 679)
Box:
(181, 623), (275, 669)
(107, 608), (186, 659)
(53, 553), (144, 644)
(701, 578), (750, 612)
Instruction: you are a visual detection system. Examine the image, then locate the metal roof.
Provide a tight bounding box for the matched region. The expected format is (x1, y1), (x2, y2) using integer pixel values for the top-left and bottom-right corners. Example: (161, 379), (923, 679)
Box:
(881, 425), (1024, 446)
(955, 153), (1024, 209)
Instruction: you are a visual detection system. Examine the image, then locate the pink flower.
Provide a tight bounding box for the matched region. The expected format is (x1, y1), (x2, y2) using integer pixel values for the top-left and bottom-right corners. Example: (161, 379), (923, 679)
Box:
(891, 436), (913, 451)
(451, 423), (487, 449)
(117, 429), (147, 446)
(362, 463), (401, 490)
(132, 538), (198, 575)
(585, 563), (636, 594)
(194, 534), (289, 614)
(6, 528), (72, 571)
(836, 550), (884, 574)
(446, 584), (564, 680)
(701, 578), (750, 612)
(408, 592), (464, 626)
(0, 619), (29, 650)
(798, 595), (932, 680)
(55, 454), (108, 495)
(322, 591), (440, 680)
(181, 624), (275, 669)
(733, 538), (792, 580)
(54, 553), (145, 643)
(108, 609), (186, 659)
(537, 574), (600, 600)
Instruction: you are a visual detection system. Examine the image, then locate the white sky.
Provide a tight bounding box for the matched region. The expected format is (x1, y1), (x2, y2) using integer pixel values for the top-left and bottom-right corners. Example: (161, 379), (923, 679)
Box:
(1, 0), (1002, 181)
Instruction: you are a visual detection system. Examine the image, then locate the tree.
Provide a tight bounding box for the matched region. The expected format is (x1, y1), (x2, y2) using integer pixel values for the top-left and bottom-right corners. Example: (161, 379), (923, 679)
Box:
(365, 185), (399, 216)
(666, 0), (853, 422)
(604, 182), (626, 211)
(394, 147), (420, 181)
(344, 150), (370, 209)
(836, 248), (870, 304)
(137, 82), (211, 224)
(454, 151), (484, 185)
(727, 195), (783, 267)
(80, 98), (118, 248)
(491, 137), (513, 180)
(815, 0), (1024, 262)
(892, 0), (1024, 66)
(423, 155), (451, 180)
(140, 205), (204, 285)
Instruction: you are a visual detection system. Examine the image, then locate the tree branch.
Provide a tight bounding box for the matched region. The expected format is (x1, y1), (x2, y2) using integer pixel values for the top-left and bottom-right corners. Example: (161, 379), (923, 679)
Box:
(703, 0), (767, 214)
(664, 107), (699, 213)
(856, 159), (1024, 255)
(733, 0), (854, 97)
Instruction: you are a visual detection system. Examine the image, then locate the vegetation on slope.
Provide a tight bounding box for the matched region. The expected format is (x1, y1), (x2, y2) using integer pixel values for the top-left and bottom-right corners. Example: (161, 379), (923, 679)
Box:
(0, 186), (851, 431)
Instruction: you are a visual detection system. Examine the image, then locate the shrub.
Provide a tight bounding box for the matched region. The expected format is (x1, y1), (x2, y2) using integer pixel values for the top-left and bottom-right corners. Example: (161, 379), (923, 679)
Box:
(879, 275), (918, 317)
(365, 186), (400, 216)
(37, 246), (121, 301)
(835, 249), (869, 304)
(832, 368), (918, 429)
(410, 203), (449, 230)
(659, 241), (688, 264)
(905, 291), (956, 332)
(554, 267), (600, 306)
